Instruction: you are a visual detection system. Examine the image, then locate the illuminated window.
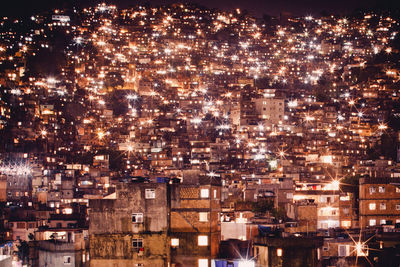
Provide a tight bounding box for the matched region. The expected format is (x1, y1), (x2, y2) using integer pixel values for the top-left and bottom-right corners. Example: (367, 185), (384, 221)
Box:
(380, 203), (386, 210)
(132, 213), (143, 223)
(396, 204), (400, 210)
(198, 235), (208, 246)
(199, 212), (208, 222)
(369, 187), (376, 194)
(145, 189), (155, 199)
(396, 187), (400, 193)
(369, 219), (376, 226)
(341, 220), (351, 228)
(171, 238), (179, 247)
(380, 219), (386, 225)
(200, 189), (209, 198)
(198, 259), (208, 267)
(369, 203), (376, 210)
(238, 260), (255, 267)
(378, 186), (385, 193)
(277, 248), (283, 257)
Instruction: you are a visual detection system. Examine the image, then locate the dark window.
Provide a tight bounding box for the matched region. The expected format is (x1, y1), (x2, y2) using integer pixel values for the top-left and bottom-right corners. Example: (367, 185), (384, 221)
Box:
(132, 239), (143, 249)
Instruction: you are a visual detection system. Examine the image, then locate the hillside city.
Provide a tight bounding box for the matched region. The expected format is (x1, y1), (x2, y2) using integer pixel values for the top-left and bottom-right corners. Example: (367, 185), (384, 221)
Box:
(0, 2), (400, 267)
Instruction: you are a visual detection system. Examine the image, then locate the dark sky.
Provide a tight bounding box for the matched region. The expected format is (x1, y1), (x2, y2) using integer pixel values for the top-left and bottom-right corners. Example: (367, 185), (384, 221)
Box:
(2, 0), (400, 17)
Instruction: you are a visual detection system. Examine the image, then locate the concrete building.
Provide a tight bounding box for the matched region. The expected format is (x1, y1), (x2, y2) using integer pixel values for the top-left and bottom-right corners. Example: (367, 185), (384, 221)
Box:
(38, 237), (88, 267)
(170, 174), (221, 267)
(253, 98), (285, 126)
(253, 236), (323, 267)
(89, 182), (170, 267)
(294, 183), (340, 229)
(359, 177), (400, 228)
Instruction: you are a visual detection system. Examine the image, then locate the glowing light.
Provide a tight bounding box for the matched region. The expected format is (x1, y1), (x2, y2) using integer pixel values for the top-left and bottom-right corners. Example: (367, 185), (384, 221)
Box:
(321, 155), (333, 164)
(378, 123), (387, 130)
(98, 131), (105, 140)
(0, 163), (31, 176)
(74, 37), (83, 44)
(216, 124), (230, 130)
(238, 260), (255, 267)
(47, 77), (57, 84)
(269, 160), (278, 169)
(254, 154), (265, 160)
(277, 248), (283, 257)
(126, 94), (138, 100)
(327, 180), (340, 190)
(287, 100), (298, 108)
(355, 242), (368, 256)
(305, 115), (315, 122)
(191, 117), (202, 124)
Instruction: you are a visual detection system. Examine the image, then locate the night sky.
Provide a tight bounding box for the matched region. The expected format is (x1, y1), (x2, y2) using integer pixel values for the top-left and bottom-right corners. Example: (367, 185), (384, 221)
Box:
(2, 0), (400, 17)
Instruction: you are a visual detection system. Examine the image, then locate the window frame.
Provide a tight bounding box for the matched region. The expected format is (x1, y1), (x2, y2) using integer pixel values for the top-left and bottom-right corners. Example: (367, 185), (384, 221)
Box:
(145, 188), (156, 199)
(199, 212), (209, 222)
(132, 238), (144, 249)
(369, 203), (376, 210)
(132, 213), (144, 223)
(200, 188), (209, 198)
(198, 235), (208, 246)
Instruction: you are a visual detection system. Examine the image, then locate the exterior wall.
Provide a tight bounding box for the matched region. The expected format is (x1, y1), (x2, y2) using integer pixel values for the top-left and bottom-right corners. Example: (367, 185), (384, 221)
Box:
(294, 190), (340, 229)
(0, 176), (6, 202)
(253, 98), (285, 125)
(9, 221), (37, 241)
(89, 180), (222, 267)
(39, 249), (76, 267)
(38, 234), (88, 267)
(89, 234), (168, 267)
(90, 183), (168, 234)
(89, 183), (169, 266)
(221, 222), (247, 240)
(339, 193), (355, 228)
(296, 203), (318, 232)
(6, 174), (32, 201)
(0, 255), (12, 267)
(359, 178), (400, 228)
(254, 236), (323, 267)
(170, 184), (221, 267)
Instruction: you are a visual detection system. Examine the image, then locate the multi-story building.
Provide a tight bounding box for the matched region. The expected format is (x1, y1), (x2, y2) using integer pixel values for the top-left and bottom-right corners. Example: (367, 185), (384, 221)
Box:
(89, 182), (170, 267)
(294, 182), (340, 229)
(170, 174), (221, 267)
(359, 177), (400, 228)
(253, 97), (285, 126)
(88, 171), (222, 267)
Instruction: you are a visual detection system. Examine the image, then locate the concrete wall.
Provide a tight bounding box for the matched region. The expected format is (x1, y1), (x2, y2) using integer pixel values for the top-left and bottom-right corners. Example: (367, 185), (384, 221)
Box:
(89, 183), (169, 266)
(0, 255), (12, 267)
(359, 178), (400, 228)
(90, 183), (168, 234)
